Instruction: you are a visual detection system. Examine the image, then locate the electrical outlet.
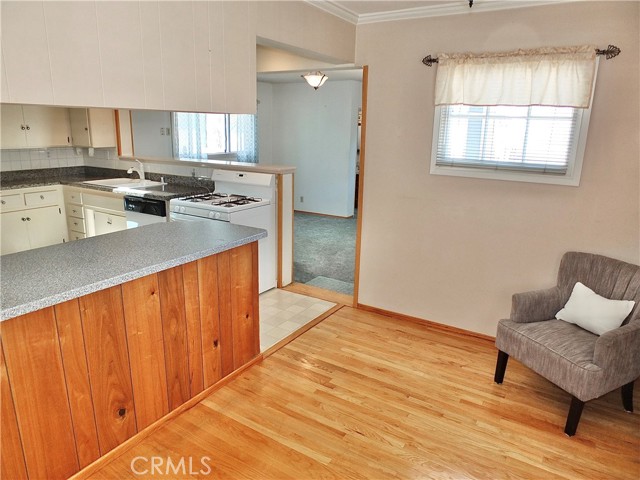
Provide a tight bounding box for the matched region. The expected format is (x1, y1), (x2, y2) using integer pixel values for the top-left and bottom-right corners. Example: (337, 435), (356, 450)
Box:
(300, 196), (304, 203)
(160, 127), (164, 136)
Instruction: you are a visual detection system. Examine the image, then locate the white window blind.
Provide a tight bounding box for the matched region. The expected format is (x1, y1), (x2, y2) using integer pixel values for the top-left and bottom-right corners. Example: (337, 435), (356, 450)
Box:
(431, 45), (598, 185)
(435, 105), (582, 175)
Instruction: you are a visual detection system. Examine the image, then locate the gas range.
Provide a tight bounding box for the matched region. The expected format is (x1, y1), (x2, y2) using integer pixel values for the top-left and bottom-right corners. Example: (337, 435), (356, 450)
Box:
(170, 192), (271, 220)
(169, 169), (277, 293)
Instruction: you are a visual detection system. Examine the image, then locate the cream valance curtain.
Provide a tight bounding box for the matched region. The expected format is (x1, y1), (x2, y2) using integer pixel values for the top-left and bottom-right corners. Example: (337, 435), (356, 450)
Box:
(435, 45), (597, 108)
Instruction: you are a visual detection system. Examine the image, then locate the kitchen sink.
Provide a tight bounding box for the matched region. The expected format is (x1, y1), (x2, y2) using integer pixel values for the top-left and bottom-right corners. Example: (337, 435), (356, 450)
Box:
(82, 178), (166, 188)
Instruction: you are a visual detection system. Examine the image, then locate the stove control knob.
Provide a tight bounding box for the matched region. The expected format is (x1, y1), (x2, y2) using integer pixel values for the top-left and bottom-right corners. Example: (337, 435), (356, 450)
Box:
(208, 211), (215, 219)
(214, 212), (221, 219)
(173, 205), (180, 212)
(180, 206), (186, 213)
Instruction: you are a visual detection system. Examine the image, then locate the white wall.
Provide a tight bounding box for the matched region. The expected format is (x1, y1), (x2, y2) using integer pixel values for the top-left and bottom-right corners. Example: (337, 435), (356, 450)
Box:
(257, 82), (274, 165)
(355, 1), (640, 336)
(267, 80), (360, 217)
(131, 110), (173, 158)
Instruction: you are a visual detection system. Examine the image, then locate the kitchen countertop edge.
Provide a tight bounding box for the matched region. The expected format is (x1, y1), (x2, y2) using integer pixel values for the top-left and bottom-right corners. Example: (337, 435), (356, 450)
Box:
(0, 222), (267, 321)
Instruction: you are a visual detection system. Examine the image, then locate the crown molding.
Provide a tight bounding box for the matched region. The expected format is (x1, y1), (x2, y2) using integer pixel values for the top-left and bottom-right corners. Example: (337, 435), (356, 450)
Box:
(306, 1), (359, 24)
(306, 1), (581, 26)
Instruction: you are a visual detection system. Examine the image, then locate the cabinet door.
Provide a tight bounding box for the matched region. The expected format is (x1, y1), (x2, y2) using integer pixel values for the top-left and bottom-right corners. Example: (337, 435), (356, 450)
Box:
(69, 108), (91, 147)
(0, 211), (30, 255)
(87, 108), (116, 148)
(27, 205), (67, 249)
(93, 211), (127, 236)
(22, 106), (70, 148)
(0, 104), (27, 148)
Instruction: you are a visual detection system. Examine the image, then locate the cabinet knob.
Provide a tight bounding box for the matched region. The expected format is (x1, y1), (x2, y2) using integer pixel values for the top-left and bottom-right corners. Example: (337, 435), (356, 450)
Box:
(107, 217), (112, 225)
(26, 217), (31, 221)
(40, 195), (44, 200)
(1, 200), (5, 205)
(21, 217), (26, 221)
(20, 125), (26, 130)
(26, 125), (30, 130)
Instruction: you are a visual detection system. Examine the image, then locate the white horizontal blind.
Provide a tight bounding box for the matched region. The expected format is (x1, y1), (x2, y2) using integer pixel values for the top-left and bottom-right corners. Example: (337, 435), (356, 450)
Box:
(435, 105), (580, 175)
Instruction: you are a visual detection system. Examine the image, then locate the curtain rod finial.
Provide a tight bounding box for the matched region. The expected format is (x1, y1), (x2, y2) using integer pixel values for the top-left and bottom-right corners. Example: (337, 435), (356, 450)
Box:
(596, 44), (621, 60)
(422, 55), (439, 67)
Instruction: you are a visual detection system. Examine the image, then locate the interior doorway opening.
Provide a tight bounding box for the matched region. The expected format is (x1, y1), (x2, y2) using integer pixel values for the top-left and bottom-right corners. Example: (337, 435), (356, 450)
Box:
(256, 42), (367, 305)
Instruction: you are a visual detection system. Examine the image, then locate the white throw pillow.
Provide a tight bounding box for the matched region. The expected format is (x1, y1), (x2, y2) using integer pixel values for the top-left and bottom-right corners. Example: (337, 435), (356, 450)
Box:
(556, 282), (635, 335)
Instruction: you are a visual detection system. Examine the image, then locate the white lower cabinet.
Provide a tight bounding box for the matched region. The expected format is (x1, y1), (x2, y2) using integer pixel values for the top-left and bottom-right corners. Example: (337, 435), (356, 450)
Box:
(64, 187), (126, 240)
(0, 186), (67, 255)
(91, 210), (127, 236)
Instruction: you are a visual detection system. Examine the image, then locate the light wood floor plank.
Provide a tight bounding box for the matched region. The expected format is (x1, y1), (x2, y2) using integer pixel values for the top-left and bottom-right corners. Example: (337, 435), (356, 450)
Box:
(81, 307), (640, 480)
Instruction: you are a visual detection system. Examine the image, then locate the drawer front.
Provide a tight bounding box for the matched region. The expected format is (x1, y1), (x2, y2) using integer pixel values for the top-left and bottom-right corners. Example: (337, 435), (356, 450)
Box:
(67, 203), (84, 219)
(24, 189), (58, 207)
(67, 215), (86, 234)
(83, 193), (124, 212)
(69, 231), (86, 241)
(64, 189), (83, 204)
(0, 193), (25, 211)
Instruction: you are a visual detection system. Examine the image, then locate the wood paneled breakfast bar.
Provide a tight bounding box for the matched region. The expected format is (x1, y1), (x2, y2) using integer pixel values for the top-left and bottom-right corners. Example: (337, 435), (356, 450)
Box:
(0, 221), (266, 479)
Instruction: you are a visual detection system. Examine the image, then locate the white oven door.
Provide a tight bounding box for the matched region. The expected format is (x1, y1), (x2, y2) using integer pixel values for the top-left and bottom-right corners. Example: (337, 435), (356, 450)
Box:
(170, 212), (225, 223)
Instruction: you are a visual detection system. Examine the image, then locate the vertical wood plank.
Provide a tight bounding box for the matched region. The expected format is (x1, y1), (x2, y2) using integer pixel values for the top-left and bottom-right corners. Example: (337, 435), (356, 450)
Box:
(79, 287), (137, 454)
(1, 308), (79, 479)
(230, 243), (260, 369)
(197, 255), (223, 388)
(54, 299), (101, 468)
(182, 261), (204, 396)
(251, 241), (261, 355)
(157, 267), (191, 410)
(121, 275), (169, 430)
(217, 250), (235, 377)
(0, 342), (28, 480)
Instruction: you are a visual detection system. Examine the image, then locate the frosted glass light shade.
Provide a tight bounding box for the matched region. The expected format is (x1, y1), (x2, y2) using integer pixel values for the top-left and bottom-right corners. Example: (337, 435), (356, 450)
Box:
(302, 72), (328, 90)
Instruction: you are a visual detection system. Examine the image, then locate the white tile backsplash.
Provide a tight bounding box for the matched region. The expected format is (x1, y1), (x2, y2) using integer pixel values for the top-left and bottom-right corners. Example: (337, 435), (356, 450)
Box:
(0, 147), (84, 172)
(0, 145), (215, 179)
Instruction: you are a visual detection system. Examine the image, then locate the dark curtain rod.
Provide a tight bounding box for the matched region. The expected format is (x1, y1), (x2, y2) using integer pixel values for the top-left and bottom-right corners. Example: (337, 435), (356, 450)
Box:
(422, 45), (621, 67)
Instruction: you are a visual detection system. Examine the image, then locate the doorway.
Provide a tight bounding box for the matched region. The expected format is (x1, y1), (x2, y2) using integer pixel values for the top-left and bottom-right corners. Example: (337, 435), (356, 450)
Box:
(256, 45), (368, 305)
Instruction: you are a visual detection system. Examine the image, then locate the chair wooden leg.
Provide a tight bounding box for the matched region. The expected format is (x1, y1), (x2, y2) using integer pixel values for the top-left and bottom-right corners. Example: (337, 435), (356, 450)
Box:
(622, 381), (634, 413)
(494, 350), (509, 384)
(564, 396), (585, 436)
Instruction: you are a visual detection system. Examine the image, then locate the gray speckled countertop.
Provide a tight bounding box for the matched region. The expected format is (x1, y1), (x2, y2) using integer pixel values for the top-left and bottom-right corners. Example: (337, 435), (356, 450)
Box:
(0, 221), (266, 321)
(0, 167), (214, 200)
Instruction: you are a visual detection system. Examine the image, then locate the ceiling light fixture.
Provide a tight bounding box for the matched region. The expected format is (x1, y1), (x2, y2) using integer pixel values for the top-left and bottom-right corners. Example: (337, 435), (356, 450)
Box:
(301, 71), (328, 90)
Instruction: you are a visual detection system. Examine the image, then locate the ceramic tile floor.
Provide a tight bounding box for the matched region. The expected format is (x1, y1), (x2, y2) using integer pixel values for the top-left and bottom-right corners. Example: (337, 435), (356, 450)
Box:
(259, 288), (336, 351)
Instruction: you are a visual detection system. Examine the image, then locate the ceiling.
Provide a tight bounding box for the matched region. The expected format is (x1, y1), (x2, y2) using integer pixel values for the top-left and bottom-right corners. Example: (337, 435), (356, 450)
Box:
(258, 68), (363, 85)
(309, 0), (579, 24)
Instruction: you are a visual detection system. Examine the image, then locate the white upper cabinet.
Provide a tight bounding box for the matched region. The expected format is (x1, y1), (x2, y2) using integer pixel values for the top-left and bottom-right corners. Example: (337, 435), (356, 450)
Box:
(96, 1), (146, 109)
(193, 1), (213, 113)
(224, 1), (256, 114)
(0, 1), (294, 114)
(208, 1), (226, 112)
(158, 1), (198, 112)
(1, 1), (54, 104)
(1, 105), (70, 149)
(43, 1), (104, 107)
(138, 1), (165, 109)
(69, 108), (116, 148)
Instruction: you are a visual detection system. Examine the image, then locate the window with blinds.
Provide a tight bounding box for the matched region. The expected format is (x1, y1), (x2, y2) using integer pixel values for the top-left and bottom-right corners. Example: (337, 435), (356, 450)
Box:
(431, 103), (591, 185)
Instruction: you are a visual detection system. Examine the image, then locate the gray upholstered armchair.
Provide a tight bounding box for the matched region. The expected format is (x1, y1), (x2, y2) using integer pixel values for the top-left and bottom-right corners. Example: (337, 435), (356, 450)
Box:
(494, 252), (640, 436)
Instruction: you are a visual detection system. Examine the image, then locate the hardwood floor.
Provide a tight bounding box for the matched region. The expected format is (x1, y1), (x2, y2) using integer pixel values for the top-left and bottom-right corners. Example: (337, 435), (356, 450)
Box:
(79, 307), (639, 480)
